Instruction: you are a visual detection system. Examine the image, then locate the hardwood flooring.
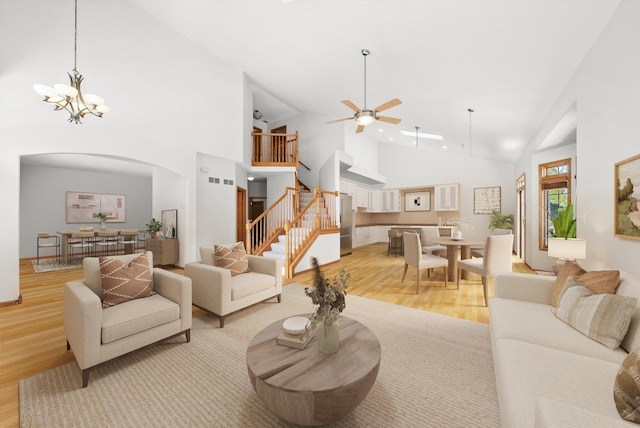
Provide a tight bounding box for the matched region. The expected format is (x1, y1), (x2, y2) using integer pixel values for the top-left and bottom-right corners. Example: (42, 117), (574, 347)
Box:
(0, 243), (533, 427)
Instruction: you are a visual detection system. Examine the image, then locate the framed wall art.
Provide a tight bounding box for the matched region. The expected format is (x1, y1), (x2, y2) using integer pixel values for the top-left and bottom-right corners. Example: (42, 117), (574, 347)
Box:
(66, 191), (126, 223)
(615, 153), (640, 240)
(161, 209), (178, 239)
(404, 191), (431, 212)
(474, 186), (501, 214)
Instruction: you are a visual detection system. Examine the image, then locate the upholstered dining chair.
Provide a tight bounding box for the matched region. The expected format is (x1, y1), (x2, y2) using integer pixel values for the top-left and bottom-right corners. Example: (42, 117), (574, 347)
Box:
(401, 232), (448, 294)
(421, 227), (447, 257)
(470, 228), (512, 258)
(457, 233), (514, 306)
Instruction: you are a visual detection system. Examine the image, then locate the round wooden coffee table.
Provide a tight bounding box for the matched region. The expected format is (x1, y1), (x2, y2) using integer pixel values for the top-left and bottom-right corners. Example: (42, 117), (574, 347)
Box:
(246, 315), (381, 426)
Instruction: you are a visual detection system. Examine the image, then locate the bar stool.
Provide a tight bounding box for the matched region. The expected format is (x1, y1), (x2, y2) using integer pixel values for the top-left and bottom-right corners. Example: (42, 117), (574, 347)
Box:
(95, 230), (119, 256)
(119, 229), (138, 254)
(69, 231), (95, 261)
(388, 229), (402, 256)
(36, 232), (60, 264)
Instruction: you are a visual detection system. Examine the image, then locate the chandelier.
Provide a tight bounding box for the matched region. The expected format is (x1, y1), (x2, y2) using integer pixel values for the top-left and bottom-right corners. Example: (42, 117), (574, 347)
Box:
(33, 0), (109, 124)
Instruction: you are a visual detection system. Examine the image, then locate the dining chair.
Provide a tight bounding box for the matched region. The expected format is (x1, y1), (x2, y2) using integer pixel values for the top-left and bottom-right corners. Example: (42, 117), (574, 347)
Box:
(69, 231), (95, 261)
(438, 227), (452, 237)
(422, 227), (447, 257)
(36, 232), (60, 264)
(457, 233), (514, 306)
(387, 229), (402, 256)
(470, 228), (512, 258)
(401, 232), (448, 294)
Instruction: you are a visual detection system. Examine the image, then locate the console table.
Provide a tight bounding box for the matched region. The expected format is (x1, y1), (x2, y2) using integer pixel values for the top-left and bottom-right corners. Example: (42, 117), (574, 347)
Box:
(246, 315), (381, 426)
(145, 238), (179, 267)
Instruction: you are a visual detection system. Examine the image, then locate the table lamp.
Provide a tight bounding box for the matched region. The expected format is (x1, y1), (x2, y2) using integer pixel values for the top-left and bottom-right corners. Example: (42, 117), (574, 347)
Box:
(548, 238), (586, 275)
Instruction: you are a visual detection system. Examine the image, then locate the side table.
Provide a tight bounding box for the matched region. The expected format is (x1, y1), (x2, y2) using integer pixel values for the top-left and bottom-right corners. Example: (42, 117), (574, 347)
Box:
(145, 238), (179, 267)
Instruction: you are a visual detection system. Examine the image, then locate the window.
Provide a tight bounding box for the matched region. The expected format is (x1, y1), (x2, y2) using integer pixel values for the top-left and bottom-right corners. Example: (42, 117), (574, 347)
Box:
(539, 158), (571, 250)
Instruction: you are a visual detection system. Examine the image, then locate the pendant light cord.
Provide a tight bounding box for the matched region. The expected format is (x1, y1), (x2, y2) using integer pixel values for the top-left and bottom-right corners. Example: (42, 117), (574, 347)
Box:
(468, 108), (474, 156)
(73, 0), (78, 72)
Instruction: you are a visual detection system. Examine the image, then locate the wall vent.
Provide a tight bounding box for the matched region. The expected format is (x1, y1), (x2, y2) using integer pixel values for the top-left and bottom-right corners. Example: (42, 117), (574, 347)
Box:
(209, 177), (220, 184)
(223, 179), (234, 185)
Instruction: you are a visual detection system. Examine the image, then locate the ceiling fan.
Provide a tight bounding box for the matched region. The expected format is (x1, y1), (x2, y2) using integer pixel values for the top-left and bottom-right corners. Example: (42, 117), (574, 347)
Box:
(327, 49), (402, 133)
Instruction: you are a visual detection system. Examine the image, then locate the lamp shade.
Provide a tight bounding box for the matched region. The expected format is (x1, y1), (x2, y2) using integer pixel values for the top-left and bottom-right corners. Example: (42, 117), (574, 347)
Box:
(548, 238), (586, 260)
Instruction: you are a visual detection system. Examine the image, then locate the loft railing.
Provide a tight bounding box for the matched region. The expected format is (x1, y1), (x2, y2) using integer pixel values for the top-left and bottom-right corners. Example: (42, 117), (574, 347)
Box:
(246, 186), (299, 256)
(252, 131), (299, 167)
(283, 186), (339, 278)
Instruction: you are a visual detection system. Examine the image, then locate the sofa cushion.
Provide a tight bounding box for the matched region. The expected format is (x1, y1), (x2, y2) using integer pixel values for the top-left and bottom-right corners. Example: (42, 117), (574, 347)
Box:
(555, 277), (637, 349)
(617, 273), (640, 353)
(231, 272), (275, 300)
(83, 252), (154, 300)
(614, 348), (640, 423)
(551, 262), (585, 307)
(101, 294), (180, 344)
(551, 263), (620, 307)
(199, 246), (215, 266)
(493, 338), (622, 428)
(100, 253), (155, 308)
(491, 297), (628, 364)
(214, 242), (251, 276)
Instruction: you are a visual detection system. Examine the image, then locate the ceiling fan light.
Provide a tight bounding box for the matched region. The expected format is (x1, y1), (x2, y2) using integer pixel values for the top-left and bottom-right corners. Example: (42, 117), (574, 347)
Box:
(355, 110), (376, 126)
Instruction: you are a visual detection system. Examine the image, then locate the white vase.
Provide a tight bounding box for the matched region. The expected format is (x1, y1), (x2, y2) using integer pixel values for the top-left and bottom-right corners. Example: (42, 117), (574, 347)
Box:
(452, 229), (462, 240)
(319, 317), (340, 354)
(99, 221), (106, 231)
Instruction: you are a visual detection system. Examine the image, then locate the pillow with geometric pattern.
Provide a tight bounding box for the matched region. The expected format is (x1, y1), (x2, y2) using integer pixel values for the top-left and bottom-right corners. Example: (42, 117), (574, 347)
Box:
(100, 253), (154, 308)
(614, 347), (640, 423)
(214, 242), (251, 276)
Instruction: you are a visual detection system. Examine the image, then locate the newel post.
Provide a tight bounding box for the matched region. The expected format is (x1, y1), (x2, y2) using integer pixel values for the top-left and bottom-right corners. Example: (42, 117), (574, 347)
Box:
(245, 221), (252, 254)
(284, 220), (292, 278)
(314, 186), (321, 229)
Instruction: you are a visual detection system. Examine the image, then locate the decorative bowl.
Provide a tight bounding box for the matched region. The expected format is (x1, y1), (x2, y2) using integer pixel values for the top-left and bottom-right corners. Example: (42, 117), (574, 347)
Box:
(282, 316), (310, 336)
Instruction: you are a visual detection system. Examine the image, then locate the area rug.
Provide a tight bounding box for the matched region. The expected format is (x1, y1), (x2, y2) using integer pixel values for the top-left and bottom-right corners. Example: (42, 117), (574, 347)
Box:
(31, 259), (82, 273)
(19, 284), (499, 427)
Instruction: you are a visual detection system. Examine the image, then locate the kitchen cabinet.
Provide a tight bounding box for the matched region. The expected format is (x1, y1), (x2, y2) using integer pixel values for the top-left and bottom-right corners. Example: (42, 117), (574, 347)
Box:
(369, 190), (383, 212)
(340, 180), (358, 210)
(356, 188), (370, 209)
(434, 183), (460, 211)
(382, 189), (400, 212)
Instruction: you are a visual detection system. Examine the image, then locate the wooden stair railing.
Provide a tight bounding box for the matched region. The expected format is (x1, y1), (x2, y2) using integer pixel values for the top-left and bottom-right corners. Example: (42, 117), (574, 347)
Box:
(283, 186), (339, 278)
(252, 131), (299, 167)
(246, 187), (298, 256)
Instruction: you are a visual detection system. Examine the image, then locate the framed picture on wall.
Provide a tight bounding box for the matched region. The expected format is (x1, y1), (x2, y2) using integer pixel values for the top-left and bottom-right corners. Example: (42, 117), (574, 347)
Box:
(161, 209), (178, 239)
(404, 191), (431, 212)
(474, 186), (501, 214)
(615, 153), (640, 240)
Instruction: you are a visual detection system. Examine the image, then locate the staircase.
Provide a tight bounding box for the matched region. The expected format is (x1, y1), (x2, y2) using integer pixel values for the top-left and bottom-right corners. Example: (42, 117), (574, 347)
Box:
(246, 185), (338, 278)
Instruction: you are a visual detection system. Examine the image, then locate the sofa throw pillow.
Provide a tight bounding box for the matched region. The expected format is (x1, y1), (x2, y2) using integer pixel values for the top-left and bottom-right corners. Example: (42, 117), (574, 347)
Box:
(214, 242), (251, 276)
(551, 262), (585, 307)
(614, 348), (640, 423)
(100, 253), (154, 309)
(555, 276), (637, 349)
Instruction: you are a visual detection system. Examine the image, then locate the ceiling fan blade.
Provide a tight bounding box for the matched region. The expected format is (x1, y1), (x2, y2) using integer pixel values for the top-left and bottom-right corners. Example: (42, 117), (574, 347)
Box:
(326, 117), (353, 124)
(377, 116), (402, 124)
(341, 100), (362, 113)
(356, 124), (365, 133)
(374, 98), (402, 113)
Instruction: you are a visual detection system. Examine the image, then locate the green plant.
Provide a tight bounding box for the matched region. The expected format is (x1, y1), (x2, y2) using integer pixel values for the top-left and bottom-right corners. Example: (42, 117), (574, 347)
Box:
(146, 218), (163, 234)
(488, 210), (514, 231)
(96, 212), (108, 222)
(551, 204), (576, 238)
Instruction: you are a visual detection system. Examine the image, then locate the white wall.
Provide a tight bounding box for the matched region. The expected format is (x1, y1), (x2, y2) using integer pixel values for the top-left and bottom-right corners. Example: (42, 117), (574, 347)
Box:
(344, 130), (380, 176)
(152, 167), (190, 266)
(378, 143), (515, 236)
(248, 181), (267, 197)
(267, 173), (296, 207)
(518, 0), (640, 275)
(0, 0), (245, 302)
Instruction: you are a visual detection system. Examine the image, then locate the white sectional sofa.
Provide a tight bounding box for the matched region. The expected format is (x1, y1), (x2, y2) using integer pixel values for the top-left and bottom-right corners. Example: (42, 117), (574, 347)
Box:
(490, 271), (640, 427)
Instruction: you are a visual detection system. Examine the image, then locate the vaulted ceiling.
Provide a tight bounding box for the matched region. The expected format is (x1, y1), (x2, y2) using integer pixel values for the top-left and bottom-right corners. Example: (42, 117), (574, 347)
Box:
(132, 0), (620, 163)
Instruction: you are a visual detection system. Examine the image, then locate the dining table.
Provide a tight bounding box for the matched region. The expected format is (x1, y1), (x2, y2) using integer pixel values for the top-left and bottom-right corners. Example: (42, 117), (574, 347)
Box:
(57, 229), (144, 263)
(426, 236), (486, 281)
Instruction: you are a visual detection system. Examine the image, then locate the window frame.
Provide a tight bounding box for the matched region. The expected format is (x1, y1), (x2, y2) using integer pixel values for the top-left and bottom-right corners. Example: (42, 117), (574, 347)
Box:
(538, 158), (571, 250)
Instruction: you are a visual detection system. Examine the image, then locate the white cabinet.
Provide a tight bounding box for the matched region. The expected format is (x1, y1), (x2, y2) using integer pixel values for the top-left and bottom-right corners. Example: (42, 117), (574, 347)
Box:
(340, 180), (357, 210)
(369, 190), (383, 212)
(356, 188), (370, 209)
(434, 183), (460, 211)
(353, 226), (371, 248)
(382, 189), (400, 212)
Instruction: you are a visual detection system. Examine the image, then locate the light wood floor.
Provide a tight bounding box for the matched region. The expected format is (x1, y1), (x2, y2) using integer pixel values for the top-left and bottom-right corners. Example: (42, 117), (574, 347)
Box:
(0, 243), (533, 427)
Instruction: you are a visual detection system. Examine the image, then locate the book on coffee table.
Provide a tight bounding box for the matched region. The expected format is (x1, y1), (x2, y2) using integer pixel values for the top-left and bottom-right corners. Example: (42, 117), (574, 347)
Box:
(277, 328), (317, 350)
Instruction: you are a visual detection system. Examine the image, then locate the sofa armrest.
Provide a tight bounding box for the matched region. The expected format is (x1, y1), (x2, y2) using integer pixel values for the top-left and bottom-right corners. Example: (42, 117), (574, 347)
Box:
(153, 268), (192, 331)
(535, 397), (633, 427)
(247, 255), (282, 285)
(63, 281), (102, 370)
(494, 273), (555, 305)
(184, 262), (231, 314)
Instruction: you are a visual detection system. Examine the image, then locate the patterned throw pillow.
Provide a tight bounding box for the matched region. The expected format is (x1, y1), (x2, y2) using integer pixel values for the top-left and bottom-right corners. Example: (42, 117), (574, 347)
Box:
(100, 253), (154, 308)
(214, 242), (251, 276)
(614, 348), (640, 423)
(551, 263), (620, 307)
(555, 276), (637, 349)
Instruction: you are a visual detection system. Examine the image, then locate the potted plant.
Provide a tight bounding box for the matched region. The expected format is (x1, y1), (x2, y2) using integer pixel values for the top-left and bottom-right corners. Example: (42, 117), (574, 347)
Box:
(96, 212), (108, 230)
(551, 204), (577, 238)
(488, 210), (515, 231)
(548, 204), (584, 274)
(146, 218), (163, 238)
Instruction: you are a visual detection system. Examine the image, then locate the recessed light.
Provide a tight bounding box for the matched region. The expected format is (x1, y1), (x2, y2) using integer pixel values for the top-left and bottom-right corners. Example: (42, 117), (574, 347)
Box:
(442, 145), (447, 149)
(400, 130), (443, 140)
(248, 176), (255, 181)
(389, 137), (393, 141)
(378, 128), (383, 132)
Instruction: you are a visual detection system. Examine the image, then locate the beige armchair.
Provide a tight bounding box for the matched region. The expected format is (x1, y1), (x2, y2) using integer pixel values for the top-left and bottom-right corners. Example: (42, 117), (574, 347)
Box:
(184, 247), (282, 328)
(64, 252), (192, 387)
